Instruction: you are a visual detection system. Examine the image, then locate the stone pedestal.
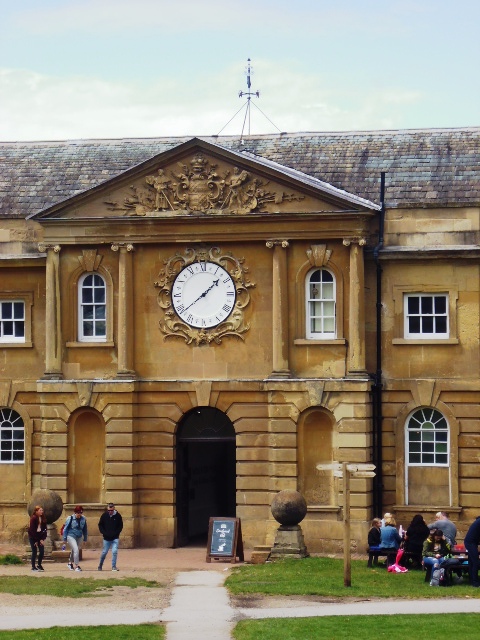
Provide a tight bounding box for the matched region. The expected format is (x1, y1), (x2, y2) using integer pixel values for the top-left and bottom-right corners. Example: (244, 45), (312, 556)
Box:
(269, 524), (308, 560)
(43, 523), (57, 556)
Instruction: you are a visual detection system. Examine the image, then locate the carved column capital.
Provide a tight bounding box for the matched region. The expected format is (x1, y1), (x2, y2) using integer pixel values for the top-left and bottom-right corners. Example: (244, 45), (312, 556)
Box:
(38, 243), (61, 253)
(342, 237), (367, 247)
(266, 239), (289, 249)
(111, 243), (135, 252)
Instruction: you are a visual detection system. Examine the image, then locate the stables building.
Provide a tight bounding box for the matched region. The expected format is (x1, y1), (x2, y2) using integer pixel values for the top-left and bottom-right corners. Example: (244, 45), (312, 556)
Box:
(0, 127), (479, 551)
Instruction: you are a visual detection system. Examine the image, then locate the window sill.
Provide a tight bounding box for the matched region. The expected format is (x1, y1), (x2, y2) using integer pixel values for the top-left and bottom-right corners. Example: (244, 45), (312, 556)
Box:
(66, 341), (114, 348)
(294, 339), (346, 346)
(0, 342), (32, 348)
(392, 338), (459, 345)
(306, 505), (341, 513)
(393, 505), (462, 515)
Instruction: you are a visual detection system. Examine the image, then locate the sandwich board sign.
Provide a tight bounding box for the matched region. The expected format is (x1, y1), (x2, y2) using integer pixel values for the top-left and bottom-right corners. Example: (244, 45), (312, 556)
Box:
(206, 517), (244, 563)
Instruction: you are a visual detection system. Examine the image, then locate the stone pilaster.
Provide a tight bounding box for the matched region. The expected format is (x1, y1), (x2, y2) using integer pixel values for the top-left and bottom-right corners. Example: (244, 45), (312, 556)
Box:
(266, 240), (291, 378)
(343, 238), (367, 376)
(39, 244), (63, 379)
(111, 243), (136, 378)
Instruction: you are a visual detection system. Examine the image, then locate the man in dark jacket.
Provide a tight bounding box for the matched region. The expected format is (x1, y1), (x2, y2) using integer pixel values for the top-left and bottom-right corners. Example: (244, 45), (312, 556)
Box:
(464, 516), (480, 587)
(98, 503), (123, 571)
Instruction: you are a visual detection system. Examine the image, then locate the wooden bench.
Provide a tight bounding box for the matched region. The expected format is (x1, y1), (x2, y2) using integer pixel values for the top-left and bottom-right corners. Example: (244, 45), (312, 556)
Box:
(367, 548), (396, 567)
(367, 547), (422, 569)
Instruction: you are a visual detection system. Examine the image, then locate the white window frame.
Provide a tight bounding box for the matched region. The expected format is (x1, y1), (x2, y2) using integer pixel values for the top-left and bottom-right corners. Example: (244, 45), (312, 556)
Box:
(405, 407), (449, 468)
(305, 268), (336, 339)
(78, 273), (107, 343)
(0, 300), (25, 343)
(404, 293), (449, 339)
(0, 407), (25, 464)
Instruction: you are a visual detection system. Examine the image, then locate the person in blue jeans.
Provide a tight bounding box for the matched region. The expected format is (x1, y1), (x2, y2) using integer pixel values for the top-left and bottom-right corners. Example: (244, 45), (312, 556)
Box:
(422, 528), (451, 574)
(98, 503), (123, 571)
(63, 505), (88, 572)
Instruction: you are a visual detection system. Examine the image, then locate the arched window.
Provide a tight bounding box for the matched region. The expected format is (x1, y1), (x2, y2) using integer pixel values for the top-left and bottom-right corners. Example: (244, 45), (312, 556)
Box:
(0, 408), (24, 463)
(78, 273), (107, 342)
(406, 407), (449, 466)
(405, 407), (450, 505)
(306, 269), (336, 339)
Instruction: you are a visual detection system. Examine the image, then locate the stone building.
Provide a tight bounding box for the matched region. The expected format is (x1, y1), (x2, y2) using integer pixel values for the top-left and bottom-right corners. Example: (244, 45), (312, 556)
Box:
(0, 128), (479, 552)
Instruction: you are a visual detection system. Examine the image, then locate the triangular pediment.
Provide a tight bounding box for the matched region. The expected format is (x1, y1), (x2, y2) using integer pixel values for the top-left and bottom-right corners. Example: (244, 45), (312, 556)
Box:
(29, 138), (379, 221)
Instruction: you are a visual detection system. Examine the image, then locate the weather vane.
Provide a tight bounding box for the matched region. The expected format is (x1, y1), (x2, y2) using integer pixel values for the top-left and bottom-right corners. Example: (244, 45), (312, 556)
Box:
(216, 58), (282, 141)
(238, 58), (260, 140)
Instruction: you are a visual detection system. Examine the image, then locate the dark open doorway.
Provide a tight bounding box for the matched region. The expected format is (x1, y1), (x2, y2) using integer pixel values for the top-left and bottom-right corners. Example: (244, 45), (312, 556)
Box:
(176, 407), (236, 547)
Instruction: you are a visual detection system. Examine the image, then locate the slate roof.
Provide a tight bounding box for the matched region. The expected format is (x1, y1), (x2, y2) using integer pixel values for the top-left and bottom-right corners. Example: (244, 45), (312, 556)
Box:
(0, 127), (479, 219)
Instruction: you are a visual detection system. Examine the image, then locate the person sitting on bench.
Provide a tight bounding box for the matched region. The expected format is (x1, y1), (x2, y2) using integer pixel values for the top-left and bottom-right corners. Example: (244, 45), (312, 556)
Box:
(368, 518), (382, 550)
(422, 528), (451, 576)
(404, 514), (430, 568)
(380, 515), (402, 566)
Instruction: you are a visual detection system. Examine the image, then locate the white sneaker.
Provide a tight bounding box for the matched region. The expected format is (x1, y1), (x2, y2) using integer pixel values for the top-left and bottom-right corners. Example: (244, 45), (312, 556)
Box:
(75, 566), (82, 572)
(112, 567), (119, 571)
(67, 563), (74, 571)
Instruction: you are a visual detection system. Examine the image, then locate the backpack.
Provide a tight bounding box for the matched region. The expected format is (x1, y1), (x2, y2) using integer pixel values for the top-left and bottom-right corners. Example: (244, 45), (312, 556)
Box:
(430, 566), (447, 587)
(60, 515), (72, 537)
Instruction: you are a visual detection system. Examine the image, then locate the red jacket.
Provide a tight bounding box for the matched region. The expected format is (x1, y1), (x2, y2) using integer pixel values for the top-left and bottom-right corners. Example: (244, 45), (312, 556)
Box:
(28, 514), (47, 543)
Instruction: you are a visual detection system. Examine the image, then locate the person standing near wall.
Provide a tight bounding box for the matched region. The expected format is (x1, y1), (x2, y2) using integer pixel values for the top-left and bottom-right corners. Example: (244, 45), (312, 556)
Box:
(464, 516), (480, 587)
(63, 505), (88, 572)
(28, 505), (47, 571)
(98, 502), (123, 571)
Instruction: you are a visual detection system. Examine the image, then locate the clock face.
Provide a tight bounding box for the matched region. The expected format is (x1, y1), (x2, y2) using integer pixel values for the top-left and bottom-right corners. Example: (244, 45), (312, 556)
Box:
(172, 261), (237, 328)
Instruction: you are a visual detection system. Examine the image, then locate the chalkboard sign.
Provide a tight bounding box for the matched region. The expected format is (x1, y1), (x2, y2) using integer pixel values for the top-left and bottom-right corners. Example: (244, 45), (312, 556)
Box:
(206, 517), (244, 563)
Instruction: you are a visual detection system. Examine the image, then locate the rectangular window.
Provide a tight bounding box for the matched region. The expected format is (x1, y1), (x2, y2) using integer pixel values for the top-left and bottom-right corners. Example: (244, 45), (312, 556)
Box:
(404, 294), (448, 339)
(0, 301), (25, 343)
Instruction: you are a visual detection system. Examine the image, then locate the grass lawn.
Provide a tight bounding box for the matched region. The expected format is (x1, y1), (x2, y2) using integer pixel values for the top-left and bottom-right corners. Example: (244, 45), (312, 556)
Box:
(0, 625), (165, 639)
(0, 576), (162, 598)
(233, 613), (480, 640)
(226, 556), (479, 599)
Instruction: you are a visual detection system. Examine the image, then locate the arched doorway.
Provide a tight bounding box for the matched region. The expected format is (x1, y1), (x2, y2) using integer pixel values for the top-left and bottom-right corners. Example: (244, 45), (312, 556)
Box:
(176, 407), (236, 547)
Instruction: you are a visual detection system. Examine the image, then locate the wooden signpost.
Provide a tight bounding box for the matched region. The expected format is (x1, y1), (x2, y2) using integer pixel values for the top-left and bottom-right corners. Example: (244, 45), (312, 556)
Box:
(206, 517), (244, 563)
(316, 462), (376, 587)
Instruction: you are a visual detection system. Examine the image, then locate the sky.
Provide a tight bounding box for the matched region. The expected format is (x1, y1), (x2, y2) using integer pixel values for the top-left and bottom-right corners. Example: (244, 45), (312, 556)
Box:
(0, 0), (479, 141)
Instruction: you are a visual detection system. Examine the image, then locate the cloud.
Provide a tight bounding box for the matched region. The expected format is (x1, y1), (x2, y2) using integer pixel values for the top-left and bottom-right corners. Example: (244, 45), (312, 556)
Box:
(9, 0), (388, 37)
(0, 64), (429, 142)
(12, 0), (303, 34)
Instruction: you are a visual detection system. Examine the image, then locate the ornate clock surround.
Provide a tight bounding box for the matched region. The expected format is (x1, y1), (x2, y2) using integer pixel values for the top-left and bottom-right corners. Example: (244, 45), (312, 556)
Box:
(154, 247), (255, 345)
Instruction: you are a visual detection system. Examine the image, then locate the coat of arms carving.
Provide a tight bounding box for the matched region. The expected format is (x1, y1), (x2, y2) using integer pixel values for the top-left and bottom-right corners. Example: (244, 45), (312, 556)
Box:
(105, 153), (304, 215)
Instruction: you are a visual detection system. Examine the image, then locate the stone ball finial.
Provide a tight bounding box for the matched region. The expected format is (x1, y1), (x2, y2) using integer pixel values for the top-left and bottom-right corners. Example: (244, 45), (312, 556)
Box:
(271, 490), (307, 526)
(27, 490), (64, 525)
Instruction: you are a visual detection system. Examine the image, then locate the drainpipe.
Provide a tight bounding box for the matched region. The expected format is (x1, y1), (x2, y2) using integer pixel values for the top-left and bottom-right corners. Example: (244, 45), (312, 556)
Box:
(372, 172), (386, 517)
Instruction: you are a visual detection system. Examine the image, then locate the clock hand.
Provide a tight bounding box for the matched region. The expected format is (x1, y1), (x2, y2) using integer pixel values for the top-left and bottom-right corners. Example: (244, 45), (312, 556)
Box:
(183, 278), (220, 312)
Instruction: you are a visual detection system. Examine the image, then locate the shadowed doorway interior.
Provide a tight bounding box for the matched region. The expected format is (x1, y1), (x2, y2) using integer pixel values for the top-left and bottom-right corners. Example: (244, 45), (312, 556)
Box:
(176, 407), (236, 547)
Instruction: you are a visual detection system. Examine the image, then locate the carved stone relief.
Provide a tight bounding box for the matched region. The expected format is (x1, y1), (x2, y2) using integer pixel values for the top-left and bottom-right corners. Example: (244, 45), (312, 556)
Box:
(105, 153), (304, 215)
(307, 244), (332, 267)
(78, 249), (102, 272)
